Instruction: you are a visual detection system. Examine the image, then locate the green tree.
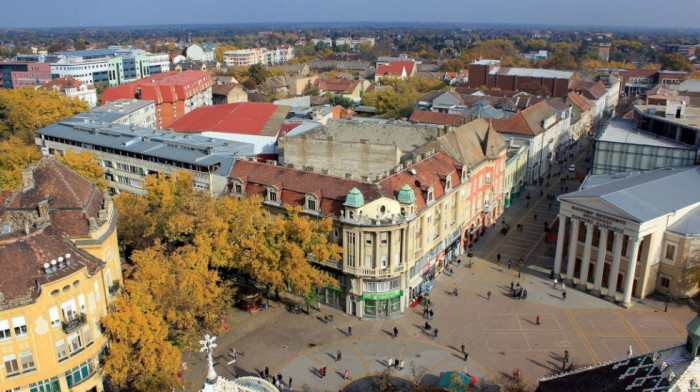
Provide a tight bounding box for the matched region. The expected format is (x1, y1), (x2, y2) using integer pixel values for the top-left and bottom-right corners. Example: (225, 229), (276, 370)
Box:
(248, 63), (270, 84)
(73, 40), (87, 51)
(660, 53), (693, 72)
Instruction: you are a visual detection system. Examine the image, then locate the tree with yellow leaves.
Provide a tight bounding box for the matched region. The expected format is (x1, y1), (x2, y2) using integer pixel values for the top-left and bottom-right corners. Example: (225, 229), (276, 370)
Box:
(0, 136), (41, 189)
(0, 88), (88, 142)
(57, 149), (108, 190)
(101, 296), (181, 392)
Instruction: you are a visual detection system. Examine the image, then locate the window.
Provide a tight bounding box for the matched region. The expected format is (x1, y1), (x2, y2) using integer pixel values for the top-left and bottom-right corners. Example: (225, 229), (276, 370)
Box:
(395, 253), (400, 265)
(78, 294), (86, 313)
(56, 339), (68, 361)
(427, 213), (432, 224)
(68, 330), (83, 353)
(20, 351), (35, 372)
(84, 326), (93, 346)
(4, 354), (19, 376)
(380, 255), (387, 269)
(234, 180), (243, 194)
(28, 376), (61, 392)
(307, 197), (317, 211)
(94, 281), (100, 302)
(365, 255), (372, 268)
(445, 177), (451, 190)
(660, 276), (670, 288)
(268, 188), (278, 202)
(665, 243), (676, 260)
(65, 359), (95, 387)
(0, 320), (10, 341)
(427, 187), (434, 203)
(49, 307), (60, 328)
(365, 237), (372, 246)
(62, 299), (77, 321)
(12, 316), (27, 337)
(486, 173), (492, 185)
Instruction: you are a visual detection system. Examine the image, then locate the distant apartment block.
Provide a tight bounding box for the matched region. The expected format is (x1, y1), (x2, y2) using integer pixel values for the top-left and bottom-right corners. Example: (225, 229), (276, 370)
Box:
(0, 61), (51, 89)
(42, 77), (98, 107)
(186, 43), (217, 62)
(101, 70), (212, 129)
(222, 46), (295, 67)
(82, 98), (158, 129)
(467, 59), (572, 97)
(665, 44), (696, 57)
(334, 37), (375, 49)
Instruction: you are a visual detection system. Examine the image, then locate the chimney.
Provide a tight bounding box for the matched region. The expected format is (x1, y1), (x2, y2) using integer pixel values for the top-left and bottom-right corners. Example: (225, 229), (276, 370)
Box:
(21, 165), (35, 190)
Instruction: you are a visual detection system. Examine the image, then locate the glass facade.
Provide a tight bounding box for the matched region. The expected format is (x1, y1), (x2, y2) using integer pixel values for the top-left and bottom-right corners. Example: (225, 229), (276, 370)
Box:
(592, 140), (695, 175)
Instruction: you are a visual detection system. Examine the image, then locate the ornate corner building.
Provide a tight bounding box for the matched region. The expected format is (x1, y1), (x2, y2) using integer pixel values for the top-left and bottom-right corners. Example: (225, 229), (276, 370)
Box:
(0, 158), (123, 392)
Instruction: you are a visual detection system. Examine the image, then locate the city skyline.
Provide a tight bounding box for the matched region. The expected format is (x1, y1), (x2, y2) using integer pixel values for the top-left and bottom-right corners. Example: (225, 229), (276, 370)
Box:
(4, 0), (700, 29)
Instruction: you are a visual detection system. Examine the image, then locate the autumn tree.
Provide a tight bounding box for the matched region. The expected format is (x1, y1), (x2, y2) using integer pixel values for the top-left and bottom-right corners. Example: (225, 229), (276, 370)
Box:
(660, 53), (693, 72)
(0, 136), (41, 189)
(248, 63), (270, 84)
(101, 296), (181, 392)
(0, 88), (89, 142)
(57, 149), (108, 190)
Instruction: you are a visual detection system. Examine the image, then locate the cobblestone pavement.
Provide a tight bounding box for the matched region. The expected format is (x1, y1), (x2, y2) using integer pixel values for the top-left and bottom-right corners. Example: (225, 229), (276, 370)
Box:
(181, 136), (698, 391)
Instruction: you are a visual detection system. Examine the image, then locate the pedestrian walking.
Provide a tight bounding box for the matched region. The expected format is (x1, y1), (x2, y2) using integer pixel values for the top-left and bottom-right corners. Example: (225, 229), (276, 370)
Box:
(399, 359), (404, 371)
(518, 270), (521, 278)
(553, 278), (558, 288)
(289, 377), (293, 391)
(536, 315), (540, 325)
(508, 261), (512, 270)
(562, 290), (567, 300)
(344, 370), (351, 380)
(395, 358), (399, 368)
(265, 366), (270, 379)
(497, 253), (501, 263)
(348, 326), (352, 337)
(461, 343), (466, 354)
(429, 309), (434, 320)
(464, 352), (469, 362)
(487, 291), (492, 300)
(321, 365), (327, 378)
(388, 357), (393, 367)
(336, 350), (342, 362)
(562, 350), (569, 370)
(510, 281), (514, 291)
(561, 282), (565, 291)
(393, 326), (398, 338)
(434, 328), (439, 338)
(627, 345), (633, 358)
(423, 306), (429, 318)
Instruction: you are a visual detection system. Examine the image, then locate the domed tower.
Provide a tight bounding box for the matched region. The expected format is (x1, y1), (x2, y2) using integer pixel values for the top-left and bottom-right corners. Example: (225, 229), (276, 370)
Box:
(343, 187), (365, 220)
(397, 184), (417, 217)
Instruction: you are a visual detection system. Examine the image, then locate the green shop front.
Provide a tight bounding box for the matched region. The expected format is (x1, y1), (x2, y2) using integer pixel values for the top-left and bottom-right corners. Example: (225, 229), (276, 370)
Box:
(362, 290), (403, 319)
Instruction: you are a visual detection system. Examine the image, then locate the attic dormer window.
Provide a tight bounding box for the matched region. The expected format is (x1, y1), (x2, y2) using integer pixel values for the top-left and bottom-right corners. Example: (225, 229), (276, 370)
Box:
(306, 194), (319, 211)
(427, 186), (434, 203)
(233, 179), (244, 195)
(267, 186), (278, 202)
(445, 176), (452, 191)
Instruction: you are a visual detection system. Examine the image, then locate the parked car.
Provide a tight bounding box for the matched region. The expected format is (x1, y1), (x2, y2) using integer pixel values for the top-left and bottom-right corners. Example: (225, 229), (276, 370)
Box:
(568, 164), (576, 172)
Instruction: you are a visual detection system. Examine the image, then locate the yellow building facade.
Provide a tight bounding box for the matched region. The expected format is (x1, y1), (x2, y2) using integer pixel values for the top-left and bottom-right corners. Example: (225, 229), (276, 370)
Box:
(0, 158), (122, 392)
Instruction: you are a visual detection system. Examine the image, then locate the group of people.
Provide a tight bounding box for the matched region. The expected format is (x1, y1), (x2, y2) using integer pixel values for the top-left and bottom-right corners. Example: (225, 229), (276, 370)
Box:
(260, 367), (292, 390)
(511, 281), (527, 300)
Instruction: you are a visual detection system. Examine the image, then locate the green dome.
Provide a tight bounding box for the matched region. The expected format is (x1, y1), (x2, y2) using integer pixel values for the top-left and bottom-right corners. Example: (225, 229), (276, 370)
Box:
(343, 187), (365, 207)
(397, 184), (417, 204)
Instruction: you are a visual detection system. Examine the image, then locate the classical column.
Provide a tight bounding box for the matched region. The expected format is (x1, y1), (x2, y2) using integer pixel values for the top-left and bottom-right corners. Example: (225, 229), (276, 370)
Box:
(605, 232), (624, 302)
(622, 237), (642, 308)
(565, 218), (580, 282)
(553, 214), (567, 276)
(591, 228), (609, 296)
(577, 223), (594, 289)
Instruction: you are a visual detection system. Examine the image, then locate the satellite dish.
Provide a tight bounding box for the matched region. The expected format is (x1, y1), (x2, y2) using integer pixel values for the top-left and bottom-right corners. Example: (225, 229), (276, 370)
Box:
(65, 253), (71, 259)
(51, 259), (57, 266)
(58, 257), (64, 262)
(44, 263), (50, 269)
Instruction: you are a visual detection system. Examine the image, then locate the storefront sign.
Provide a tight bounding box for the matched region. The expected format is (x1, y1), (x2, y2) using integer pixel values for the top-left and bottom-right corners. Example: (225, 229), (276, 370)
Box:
(570, 205), (627, 233)
(363, 290), (403, 301)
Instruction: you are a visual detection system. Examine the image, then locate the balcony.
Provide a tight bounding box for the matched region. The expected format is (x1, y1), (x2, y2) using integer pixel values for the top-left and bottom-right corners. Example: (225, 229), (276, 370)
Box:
(346, 265), (404, 278)
(62, 313), (86, 334)
(109, 281), (121, 295)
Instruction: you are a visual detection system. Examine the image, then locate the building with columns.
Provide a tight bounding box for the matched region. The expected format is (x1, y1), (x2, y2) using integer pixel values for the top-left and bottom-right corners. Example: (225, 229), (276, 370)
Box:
(552, 167), (700, 307)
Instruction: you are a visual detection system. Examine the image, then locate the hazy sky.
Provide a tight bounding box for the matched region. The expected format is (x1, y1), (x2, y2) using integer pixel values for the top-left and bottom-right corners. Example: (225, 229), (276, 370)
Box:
(4, 0), (700, 29)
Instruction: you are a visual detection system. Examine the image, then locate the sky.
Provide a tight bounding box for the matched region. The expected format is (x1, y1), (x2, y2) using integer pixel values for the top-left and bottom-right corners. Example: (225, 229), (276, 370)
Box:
(4, 0), (700, 29)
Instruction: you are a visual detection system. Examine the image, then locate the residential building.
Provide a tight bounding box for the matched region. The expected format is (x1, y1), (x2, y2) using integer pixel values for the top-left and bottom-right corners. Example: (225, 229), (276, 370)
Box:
(212, 83), (248, 105)
(0, 157), (123, 392)
(229, 148), (499, 318)
(147, 53), (170, 74)
(45, 49), (115, 86)
(82, 99), (158, 129)
(522, 50), (548, 61)
(567, 92), (593, 139)
(0, 62), (51, 89)
(35, 117), (253, 196)
(537, 312), (700, 391)
(42, 77), (98, 108)
(553, 167), (700, 307)
(618, 69), (690, 96)
(167, 102), (290, 155)
(375, 61), (417, 82)
(665, 44), (697, 58)
(592, 118), (696, 175)
(492, 101), (570, 183)
(467, 59), (572, 97)
(186, 43), (217, 62)
(101, 70), (212, 129)
(107, 48), (151, 87)
(311, 77), (370, 102)
(409, 110), (468, 128)
(222, 46), (295, 67)
(334, 37), (375, 49)
(503, 139), (529, 207)
(311, 38), (333, 49)
(569, 81), (608, 123)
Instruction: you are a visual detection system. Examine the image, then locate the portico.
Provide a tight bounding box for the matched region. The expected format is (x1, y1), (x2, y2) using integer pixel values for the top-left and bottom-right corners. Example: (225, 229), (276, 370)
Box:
(552, 167), (700, 307)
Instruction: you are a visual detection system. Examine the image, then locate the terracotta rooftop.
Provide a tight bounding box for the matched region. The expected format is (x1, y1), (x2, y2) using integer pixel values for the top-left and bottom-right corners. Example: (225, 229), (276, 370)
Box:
(212, 83), (243, 96)
(492, 101), (556, 136)
(567, 92), (591, 111)
(42, 76), (93, 90)
(313, 77), (359, 94)
(376, 61), (415, 77)
(168, 102), (290, 137)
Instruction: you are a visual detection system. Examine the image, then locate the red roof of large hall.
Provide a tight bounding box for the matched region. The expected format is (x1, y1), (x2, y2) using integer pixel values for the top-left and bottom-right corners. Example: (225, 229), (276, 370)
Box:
(168, 102), (291, 137)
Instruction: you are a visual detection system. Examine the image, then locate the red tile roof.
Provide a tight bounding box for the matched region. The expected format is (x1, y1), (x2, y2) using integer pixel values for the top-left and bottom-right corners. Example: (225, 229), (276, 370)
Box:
(313, 77), (359, 94)
(567, 92), (591, 111)
(168, 102), (289, 137)
(409, 110), (468, 127)
(376, 61), (415, 77)
(492, 100), (555, 136)
(102, 70), (211, 104)
(42, 76), (92, 90)
(569, 81), (607, 100)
